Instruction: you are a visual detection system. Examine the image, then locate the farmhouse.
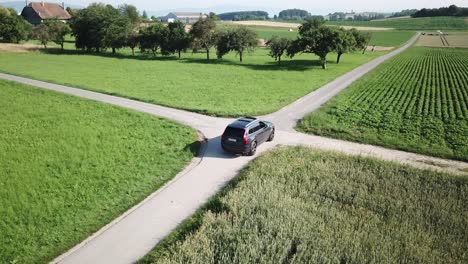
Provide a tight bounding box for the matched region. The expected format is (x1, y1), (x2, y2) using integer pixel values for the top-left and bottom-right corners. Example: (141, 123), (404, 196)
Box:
(160, 12), (207, 24)
(21, 2), (72, 25)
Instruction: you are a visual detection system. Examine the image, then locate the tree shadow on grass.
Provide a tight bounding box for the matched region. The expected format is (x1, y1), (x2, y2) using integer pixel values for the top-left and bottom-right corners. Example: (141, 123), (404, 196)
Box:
(181, 58), (323, 71)
(40, 48), (324, 72)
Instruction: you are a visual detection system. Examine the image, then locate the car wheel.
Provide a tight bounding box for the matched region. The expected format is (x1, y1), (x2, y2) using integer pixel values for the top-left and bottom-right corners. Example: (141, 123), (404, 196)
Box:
(267, 129), (275, 142)
(247, 141), (257, 156)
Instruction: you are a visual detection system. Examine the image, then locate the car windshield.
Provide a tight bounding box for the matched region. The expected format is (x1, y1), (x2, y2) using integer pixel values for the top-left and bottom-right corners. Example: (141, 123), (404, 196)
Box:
(224, 127), (245, 137)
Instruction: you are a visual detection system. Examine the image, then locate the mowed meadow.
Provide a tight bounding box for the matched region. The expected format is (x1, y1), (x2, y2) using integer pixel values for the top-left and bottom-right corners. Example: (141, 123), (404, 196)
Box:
(0, 48), (382, 117)
(142, 147), (468, 263)
(0, 29), (415, 117)
(220, 23), (416, 47)
(299, 47), (468, 161)
(0, 80), (198, 263)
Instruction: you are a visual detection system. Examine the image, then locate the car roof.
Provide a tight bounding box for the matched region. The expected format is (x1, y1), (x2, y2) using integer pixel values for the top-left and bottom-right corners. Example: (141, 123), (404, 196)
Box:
(228, 117), (258, 129)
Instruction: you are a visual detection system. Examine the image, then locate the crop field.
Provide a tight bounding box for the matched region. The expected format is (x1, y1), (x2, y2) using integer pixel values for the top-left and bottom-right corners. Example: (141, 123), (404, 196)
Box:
(142, 147), (468, 263)
(0, 80), (198, 263)
(417, 32), (468, 48)
(0, 47), (384, 117)
(328, 16), (468, 31)
(299, 47), (468, 161)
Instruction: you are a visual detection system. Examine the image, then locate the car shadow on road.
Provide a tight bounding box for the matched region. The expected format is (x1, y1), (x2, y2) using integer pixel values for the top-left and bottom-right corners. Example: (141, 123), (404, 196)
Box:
(202, 136), (241, 159)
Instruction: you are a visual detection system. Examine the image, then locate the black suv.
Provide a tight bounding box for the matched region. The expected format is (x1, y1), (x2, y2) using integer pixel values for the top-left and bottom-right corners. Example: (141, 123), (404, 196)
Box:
(221, 117), (275, 156)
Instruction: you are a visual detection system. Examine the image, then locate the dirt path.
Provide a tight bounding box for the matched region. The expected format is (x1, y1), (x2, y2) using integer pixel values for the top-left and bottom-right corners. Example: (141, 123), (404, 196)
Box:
(0, 32), (466, 264)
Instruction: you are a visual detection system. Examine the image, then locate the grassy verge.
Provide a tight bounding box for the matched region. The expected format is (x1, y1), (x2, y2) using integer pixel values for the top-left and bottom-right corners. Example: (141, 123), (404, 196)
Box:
(0, 80), (199, 263)
(0, 47), (384, 117)
(298, 47), (468, 161)
(141, 146), (468, 263)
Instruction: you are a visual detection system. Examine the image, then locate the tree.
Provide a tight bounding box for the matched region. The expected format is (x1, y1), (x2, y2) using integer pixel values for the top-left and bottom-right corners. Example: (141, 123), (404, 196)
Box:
(215, 30), (230, 59)
(71, 3), (118, 52)
(139, 22), (167, 56)
(298, 18), (325, 35)
(31, 24), (50, 48)
(104, 16), (132, 54)
(266, 36), (291, 64)
(45, 20), (71, 50)
(288, 19), (340, 69)
(335, 28), (357, 64)
(349, 29), (371, 54)
(227, 27), (257, 62)
(119, 4), (140, 26)
(218, 11), (269, 21)
(209, 12), (219, 21)
(412, 5), (468, 18)
(0, 7), (32, 43)
(162, 21), (191, 58)
(190, 18), (217, 60)
(127, 31), (140, 56)
(71, 3), (132, 54)
(142, 10), (148, 19)
(278, 9), (310, 20)
(66, 7), (75, 16)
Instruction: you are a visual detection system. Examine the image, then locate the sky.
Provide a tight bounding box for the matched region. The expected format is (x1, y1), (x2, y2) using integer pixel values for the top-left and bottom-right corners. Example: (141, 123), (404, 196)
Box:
(3, 0), (468, 14)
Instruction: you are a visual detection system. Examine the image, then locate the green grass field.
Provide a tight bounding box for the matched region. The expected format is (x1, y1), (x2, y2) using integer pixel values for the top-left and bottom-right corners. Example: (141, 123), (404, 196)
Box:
(0, 80), (198, 263)
(328, 16), (468, 31)
(365, 31), (415, 46)
(299, 47), (468, 161)
(142, 147), (468, 263)
(219, 23), (415, 47)
(0, 47), (385, 117)
(218, 24), (298, 39)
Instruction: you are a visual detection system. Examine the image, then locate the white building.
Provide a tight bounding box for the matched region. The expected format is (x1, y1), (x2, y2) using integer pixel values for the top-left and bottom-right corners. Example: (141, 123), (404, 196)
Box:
(160, 12), (207, 24)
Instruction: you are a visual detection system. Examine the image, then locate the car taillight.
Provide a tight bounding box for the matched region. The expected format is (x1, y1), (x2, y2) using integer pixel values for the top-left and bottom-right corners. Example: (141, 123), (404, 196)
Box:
(243, 131), (249, 145)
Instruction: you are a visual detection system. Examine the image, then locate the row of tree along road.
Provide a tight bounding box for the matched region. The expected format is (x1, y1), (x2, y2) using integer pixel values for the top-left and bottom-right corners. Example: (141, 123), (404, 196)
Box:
(0, 3), (371, 70)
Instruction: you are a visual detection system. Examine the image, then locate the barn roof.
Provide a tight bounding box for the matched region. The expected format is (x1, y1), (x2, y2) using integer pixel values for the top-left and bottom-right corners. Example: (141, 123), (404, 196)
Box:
(28, 2), (72, 20)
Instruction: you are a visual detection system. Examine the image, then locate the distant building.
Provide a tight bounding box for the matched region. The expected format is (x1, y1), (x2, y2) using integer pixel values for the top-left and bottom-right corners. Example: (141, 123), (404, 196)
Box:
(344, 12), (356, 20)
(160, 12), (207, 24)
(21, 2), (72, 25)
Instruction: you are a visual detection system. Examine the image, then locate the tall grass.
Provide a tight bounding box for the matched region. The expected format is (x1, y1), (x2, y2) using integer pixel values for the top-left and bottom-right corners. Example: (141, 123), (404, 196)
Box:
(0, 80), (198, 263)
(143, 147), (468, 263)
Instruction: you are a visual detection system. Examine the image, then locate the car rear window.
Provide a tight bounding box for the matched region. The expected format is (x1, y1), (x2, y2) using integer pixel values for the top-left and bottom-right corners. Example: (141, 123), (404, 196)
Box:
(224, 127), (245, 137)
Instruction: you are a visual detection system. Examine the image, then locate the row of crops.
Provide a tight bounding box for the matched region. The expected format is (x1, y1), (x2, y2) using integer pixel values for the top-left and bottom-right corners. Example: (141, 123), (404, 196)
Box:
(299, 47), (468, 161)
(327, 16), (468, 31)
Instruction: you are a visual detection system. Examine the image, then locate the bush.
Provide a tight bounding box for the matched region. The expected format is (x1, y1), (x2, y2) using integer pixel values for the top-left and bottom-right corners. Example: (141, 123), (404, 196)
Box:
(0, 7), (32, 43)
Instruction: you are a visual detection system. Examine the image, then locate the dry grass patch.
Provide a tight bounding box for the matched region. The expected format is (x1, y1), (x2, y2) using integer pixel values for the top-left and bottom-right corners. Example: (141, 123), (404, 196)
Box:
(0, 43), (42, 53)
(417, 32), (468, 48)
